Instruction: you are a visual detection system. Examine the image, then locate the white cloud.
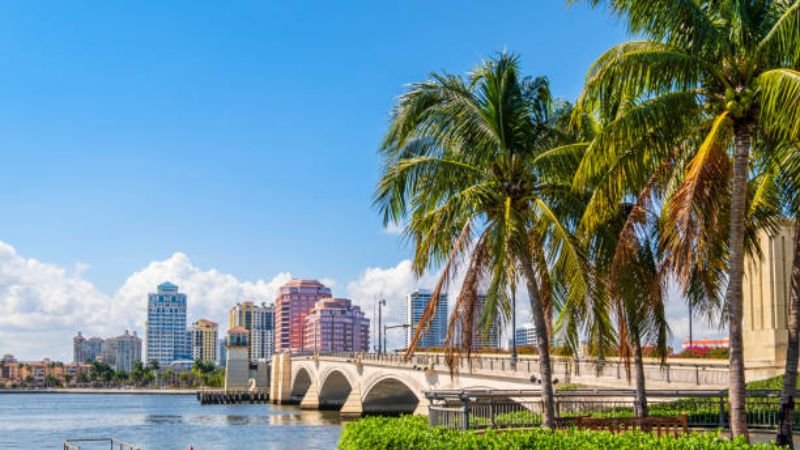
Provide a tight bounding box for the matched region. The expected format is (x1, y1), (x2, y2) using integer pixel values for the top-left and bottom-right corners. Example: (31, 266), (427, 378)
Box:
(111, 253), (292, 337)
(381, 222), (405, 236)
(345, 260), (437, 351)
(0, 241), (292, 362)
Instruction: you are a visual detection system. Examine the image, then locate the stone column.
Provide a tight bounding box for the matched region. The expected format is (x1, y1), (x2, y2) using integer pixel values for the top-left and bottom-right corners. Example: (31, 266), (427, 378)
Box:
(339, 383), (363, 417)
(269, 353), (293, 404)
(743, 222), (794, 376)
(300, 381), (319, 409)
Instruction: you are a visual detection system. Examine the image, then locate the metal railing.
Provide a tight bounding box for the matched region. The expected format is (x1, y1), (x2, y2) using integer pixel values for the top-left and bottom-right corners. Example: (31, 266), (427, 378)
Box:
(426, 389), (794, 431)
(63, 438), (139, 450)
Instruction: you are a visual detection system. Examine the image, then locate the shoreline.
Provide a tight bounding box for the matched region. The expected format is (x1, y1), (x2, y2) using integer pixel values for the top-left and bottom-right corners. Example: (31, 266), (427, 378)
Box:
(0, 387), (196, 395)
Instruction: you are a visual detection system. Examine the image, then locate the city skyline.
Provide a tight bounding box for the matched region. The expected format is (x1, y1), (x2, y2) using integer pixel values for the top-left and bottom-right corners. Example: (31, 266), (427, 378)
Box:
(1, 258), (726, 362)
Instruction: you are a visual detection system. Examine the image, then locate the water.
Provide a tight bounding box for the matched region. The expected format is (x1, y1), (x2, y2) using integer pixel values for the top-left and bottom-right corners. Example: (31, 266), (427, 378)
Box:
(0, 393), (343, 450)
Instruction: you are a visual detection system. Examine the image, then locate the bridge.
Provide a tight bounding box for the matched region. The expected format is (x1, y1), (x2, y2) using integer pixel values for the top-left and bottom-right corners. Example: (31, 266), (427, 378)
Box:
(269, 352), (730, 417)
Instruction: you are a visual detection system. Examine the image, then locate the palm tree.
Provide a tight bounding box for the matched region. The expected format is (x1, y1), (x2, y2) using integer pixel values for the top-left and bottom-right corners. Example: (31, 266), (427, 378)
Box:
(375, 53), (593, 429)
(572, 0), (800, 439)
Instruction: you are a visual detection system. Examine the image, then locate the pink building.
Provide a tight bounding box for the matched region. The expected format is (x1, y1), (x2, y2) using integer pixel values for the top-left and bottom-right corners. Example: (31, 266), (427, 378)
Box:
(275, 279), (332, 353)
(303, 298), (369, 352)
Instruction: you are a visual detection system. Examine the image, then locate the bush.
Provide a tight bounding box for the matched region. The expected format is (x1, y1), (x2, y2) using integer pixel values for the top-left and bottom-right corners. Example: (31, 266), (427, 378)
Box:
(338, 415), (775, 449)
(746, 375), (800, 391)
(673, 346), (729, 359)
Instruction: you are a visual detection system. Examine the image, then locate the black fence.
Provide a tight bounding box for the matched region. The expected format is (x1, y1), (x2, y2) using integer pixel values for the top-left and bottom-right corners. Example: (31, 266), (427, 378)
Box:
(426, 389), (792, 431)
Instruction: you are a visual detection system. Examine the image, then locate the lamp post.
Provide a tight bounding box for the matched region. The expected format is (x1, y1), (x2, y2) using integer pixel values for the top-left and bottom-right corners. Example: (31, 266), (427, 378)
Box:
(688, 302), (694, 348)
(384, 324), (410, 353)
(510, 284), (518, 369)
(378, 299), (386, 354)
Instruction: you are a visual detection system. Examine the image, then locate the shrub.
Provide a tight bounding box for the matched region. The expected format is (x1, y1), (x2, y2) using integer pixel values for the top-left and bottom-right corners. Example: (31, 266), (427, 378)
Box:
(338, 415), (776, 449)
(673, 346), (729, 359)
(746, 375), (800, 391)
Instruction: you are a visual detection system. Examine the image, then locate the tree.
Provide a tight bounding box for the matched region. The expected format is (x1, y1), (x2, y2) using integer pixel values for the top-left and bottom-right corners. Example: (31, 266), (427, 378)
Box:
(131, 361), (147, 386)
(193, 359), (215, 374)
(375, 53), (592, 429)
(112, 370), (129, 386)
(572, 0), (800, 439)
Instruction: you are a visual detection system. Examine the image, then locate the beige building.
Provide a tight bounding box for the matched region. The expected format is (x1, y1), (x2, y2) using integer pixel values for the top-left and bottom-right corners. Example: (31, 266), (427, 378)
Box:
(229, 301), (274, 362)
(190, 319), (218, 363)
(743, 222), (795, 372)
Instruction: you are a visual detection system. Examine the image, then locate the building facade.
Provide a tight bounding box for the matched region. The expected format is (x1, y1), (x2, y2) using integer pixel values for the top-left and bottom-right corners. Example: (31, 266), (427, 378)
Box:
(274, 279), (332, 353)
(471, 295), (502, 350)
(0, 355), (91, 388)
(303, 298), (369, 352)
(513, 323), (538, 347)
(73, 332), (104, 363)
(742, 222), (794, 368)
(406, 289), (448, 349)
(224, 327), (250, 390)
(190, 319), (219, 363)
(218, 338), (227, 367)
(146, 282), (190, 365)
(229, 301), (274, 361)
(101, 330), (142, 372)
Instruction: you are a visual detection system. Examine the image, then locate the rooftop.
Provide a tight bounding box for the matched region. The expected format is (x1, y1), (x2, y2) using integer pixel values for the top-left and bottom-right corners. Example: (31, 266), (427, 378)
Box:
(158, 281), (179, 290)
(282, 279), (327, 287)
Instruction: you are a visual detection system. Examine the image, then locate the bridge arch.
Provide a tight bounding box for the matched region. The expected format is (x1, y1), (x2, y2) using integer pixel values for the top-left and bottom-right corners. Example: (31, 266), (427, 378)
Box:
(318, 369), (354, 410)
(290, 366), (314, 402)
(362, 374), (424, 414)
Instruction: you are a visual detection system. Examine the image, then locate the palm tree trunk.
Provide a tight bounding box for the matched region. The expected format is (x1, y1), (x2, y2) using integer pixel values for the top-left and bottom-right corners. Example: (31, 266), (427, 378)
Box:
(632, 337), (648, 418)
(521, 262), (555, 429)
(726, 121), (752, 441)
(777, 219), (800, 448)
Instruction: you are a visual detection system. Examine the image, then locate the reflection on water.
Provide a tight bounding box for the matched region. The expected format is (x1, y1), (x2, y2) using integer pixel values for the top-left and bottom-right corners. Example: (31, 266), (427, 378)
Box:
(0, 393), (343, 450)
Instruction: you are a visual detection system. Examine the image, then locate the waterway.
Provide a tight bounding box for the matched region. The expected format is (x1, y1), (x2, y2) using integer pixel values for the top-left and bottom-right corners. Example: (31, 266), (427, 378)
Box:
(0, 393), (343, 449)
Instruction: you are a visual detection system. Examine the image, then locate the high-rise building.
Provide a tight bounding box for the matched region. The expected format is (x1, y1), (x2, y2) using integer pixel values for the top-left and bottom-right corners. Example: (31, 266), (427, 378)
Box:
(190, 319), (219, 363)
(229, 301), (274, 361)
(406, 289), (448, 349)
(217, 338), (227, 367)
(274, 279), (332, 353)
(73, 332), (104, 363)
(303, 298), (369, 352)
(101, 331), (142, 372)
(146, 282), (190, 365)
(513, 323), (538, 347)
(471, 295), (501, 349)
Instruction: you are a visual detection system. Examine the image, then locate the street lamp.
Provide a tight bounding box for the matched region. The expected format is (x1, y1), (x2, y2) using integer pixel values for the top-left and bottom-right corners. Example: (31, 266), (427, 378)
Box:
(510, 283), (518, 369)
(384, 324), (410, 353)
(378, 299), (386, 354)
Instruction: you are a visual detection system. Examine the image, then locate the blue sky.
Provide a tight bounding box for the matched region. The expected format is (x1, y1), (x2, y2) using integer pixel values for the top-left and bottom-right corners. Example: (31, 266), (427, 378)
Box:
(0, 1), (627, 292)
(4, 2), (714, 361)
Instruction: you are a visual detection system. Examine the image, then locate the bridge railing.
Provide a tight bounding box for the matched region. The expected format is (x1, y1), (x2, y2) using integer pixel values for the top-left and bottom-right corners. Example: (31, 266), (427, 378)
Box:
(425, 389), (789, 431)
(300, 351), (728, 386)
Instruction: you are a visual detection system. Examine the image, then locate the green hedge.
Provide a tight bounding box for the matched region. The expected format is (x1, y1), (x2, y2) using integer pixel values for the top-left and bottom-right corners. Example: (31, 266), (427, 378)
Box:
(338, 415), (776, 449)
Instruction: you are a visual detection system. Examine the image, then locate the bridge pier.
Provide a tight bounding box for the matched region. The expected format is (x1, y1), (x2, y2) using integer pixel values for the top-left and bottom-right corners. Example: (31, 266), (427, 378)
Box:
(339, 383), (363, 417)
(270, 352), (293, 404)
(300, 382), (319, 409)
